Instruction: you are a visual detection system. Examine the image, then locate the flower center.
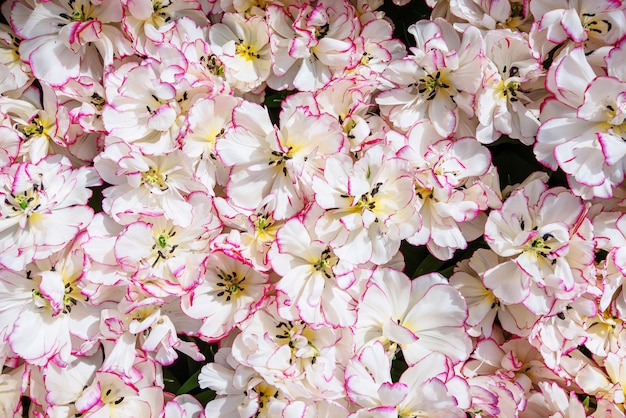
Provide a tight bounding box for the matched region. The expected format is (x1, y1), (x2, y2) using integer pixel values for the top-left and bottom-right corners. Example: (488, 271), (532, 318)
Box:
(235, 41), (260, 61)
(500, 1), (526, 29)
(29, 268), (85, 317)
(398, 408), (430, 418)
(357, 193), (376, 211)
(314, 247), (337, 279)
(17, 117), (48, 140)
(417, 70), (451, 101)
(4, 183), (42, 218)
(32, 288), (50, 310)
(15, 195), (29, 210)
(101, 388), (125, 408)
(200, 54), (225, 77)
(314, 23), (330, 40)
(498, 66), (525, 103)
(151, 0), (174, 26)
(216, 270), (246, 302)
(252, 382), (279, 413)
(62, 281), (83, 315)
(90, 93), (105, 110)
(275, 320), (319, 361)
(605, 97), (626, 139)
(59, 0), (94, 22)
(151, 229), (177, 266)
(582, 13), (613, 37)
(141, 167), (168, 192)
(356, 181), (383, 212)
(360, 51), (373, 66)
(131, 305), (159, 325)
(253, 213), (280, 242)
(268, 148), (293, 176)
(415, 182), (433, 201)
(526, 231), (559, 263)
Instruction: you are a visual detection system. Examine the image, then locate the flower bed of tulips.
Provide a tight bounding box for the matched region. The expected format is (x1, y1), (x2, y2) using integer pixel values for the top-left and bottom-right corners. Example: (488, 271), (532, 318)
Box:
(2, 0), (626, 416)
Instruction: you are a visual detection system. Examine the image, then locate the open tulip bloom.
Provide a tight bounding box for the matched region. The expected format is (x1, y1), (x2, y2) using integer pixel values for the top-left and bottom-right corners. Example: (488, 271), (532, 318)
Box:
(4, 0), (626, 416)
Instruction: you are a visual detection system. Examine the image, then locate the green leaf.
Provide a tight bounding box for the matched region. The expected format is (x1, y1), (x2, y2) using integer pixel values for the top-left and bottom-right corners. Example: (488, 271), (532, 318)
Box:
(264, 89), (296, 108)
(176, 369), (201, 395)
(400, 240), (428, 278)
(439, 265), (456, 278)
(390, 350), (408, 382)
(412, 253), (445, 278)
(195, 390), (217, 406)
(163, 367), (181, 394)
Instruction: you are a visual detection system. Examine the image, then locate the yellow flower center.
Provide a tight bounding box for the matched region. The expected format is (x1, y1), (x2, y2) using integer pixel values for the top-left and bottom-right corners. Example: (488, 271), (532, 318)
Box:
(313, 247), (337, 279)
(18, 117), (49, 140)
(151, 0), (173, 26)
(417, 70), (452, 101)
(275, 320), (319, 362)
(235, 42), (260, 61)
(101, 388), (125, 408)
(141, 167), (168, 191)
(5, 183), (42, 217)
(200, 54), (225, 77)
(216, 270), (246, 302)
(151, 229), (177, 266)
(253, 213), (281, 243)
(604, 103), (626, 139)
(583, 13), (613, 37)
(59, 0), (94, 22)
(253, 382), (279, 413)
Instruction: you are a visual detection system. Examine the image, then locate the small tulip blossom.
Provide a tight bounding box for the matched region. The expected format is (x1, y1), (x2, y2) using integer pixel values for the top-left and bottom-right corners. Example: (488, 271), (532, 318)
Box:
(269, 211), (358, 327)
(376, 17), (483, 136)
(346, 341), (471, 417)
(99, 288), (205, 376)
(524, 381), (599, 417)
(182, 95), (240, 194)
(122, 0), (209, 54)
(594, 211), (626, 317)
(483, 175), (595, 315)
(0, 22), (32, 95)
(398, 122), (501, 260)
(313, 145), (420, 265)
(447, 0), (532, 31)
(230, 300), (353, 401)
(353, 12), (406, 81)
(355, 268), (472, 365)
(0, 154), (99, 271)
(476, 29), (545, 145)
(213, 198), (285, 272)
(199, 347), (300, 418)
(95, 142), (201, 228)
(0, 82), (71, 163)
(535, 41), (626, 199)
(114, 193), (221, 295)
(0, 245), (99, 367)
(10, 0), (133, 86)
(73, 369), (162, 417)
(450, 248), (540, 338)
(217, 100), (346, 220)
(266, 0), (359, 91)
(102, 56), (208, 156)
(209, 13), (272, 92)
(181, 249), (270, 341)
(529, 0), (626, 59)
